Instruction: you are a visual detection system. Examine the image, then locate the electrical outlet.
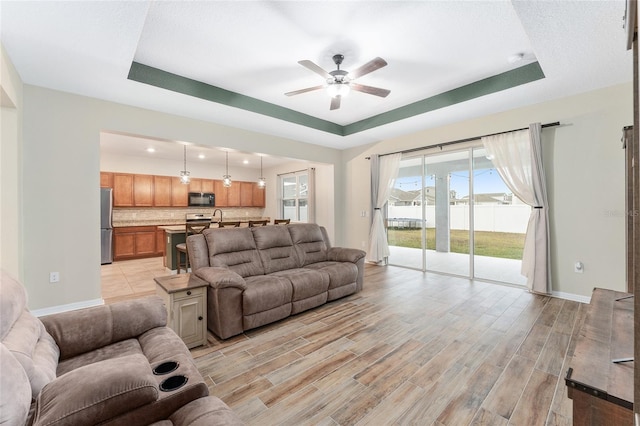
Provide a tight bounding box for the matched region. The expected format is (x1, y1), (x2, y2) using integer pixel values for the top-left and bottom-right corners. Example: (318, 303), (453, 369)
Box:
(49, 272), (60, 283)
(574, 262), (584, 274)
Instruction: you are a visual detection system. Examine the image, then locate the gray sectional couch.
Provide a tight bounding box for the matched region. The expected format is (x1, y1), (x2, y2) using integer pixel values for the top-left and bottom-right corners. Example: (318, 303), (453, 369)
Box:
(187, 223), (366, 339)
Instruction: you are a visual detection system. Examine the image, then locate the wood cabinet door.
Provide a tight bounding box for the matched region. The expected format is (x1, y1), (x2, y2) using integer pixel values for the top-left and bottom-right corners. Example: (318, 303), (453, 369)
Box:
(252, 182), (265, 207)
(134, 174), (154, 206)
(201, 179), (214, 193)
(113, 174), (134, 206)
(100, 172), (113, 188)
(156, 228), (166, 256)
(213, 180), (228, 207)
(113, 232), (135, 258)
(171, 177), (189, 206)
(135, 230), (156, 256)
(154, 176), (172, 207)
(227, 182), (241, 206)
(189, 178), (202, 193)
(240, 182), (253, 206)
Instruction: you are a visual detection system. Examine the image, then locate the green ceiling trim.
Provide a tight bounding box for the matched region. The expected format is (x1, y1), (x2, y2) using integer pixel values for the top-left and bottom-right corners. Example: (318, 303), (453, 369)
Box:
(343, 61), (545, 135)
(128, 62), (344, 135)
(128, 61), (545, 137)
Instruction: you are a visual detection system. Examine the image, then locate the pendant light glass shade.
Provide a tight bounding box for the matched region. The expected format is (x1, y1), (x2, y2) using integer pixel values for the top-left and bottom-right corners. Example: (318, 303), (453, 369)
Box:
(258, 156), (266, 188)
(223, 151), (232, 188)
(180, 145), (190, 184)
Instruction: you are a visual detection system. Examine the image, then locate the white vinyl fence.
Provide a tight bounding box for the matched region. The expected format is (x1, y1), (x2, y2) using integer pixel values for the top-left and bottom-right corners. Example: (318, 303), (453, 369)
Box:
(388, 205), (530, 234)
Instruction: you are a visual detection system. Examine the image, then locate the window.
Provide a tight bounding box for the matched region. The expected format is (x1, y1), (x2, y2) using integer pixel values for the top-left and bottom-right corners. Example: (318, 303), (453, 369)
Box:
(280, 171), (309, 222)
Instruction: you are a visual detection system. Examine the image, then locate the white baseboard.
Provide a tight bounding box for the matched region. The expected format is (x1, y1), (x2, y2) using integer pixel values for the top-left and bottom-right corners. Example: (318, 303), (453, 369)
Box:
(31, 298), (105, 317)
(551, 291), (591, 304)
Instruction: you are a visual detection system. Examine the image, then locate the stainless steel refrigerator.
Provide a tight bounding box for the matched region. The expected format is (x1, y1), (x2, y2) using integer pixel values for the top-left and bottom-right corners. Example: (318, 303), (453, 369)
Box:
(100, 188), (113, 264)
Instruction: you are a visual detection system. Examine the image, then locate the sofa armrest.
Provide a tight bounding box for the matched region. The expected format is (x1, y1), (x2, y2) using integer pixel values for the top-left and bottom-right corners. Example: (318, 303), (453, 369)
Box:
(41, 296), (167, 360)
(327, 247), (366, 263)
(33, 354), (158, 426)
(194, 267), (247, 291)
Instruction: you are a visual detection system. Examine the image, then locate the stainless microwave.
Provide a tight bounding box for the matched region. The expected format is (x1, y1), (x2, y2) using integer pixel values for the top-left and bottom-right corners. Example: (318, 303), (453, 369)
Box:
(188, 192), (215, 207)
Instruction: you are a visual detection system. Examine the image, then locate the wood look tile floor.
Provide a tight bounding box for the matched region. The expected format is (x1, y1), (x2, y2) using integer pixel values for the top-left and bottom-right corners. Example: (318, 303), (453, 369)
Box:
(102, 257), (584, 425)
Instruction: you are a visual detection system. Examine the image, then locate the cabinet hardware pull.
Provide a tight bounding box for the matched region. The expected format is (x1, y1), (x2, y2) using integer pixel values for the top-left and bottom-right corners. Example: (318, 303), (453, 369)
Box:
(187, 291), (192, 295)
(198, 316), (203, 321)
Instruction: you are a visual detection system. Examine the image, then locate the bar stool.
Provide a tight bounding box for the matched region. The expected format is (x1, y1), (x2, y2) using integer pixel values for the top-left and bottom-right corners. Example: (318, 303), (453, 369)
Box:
(273, 219), (290, 225)
(176, 221), (210, 274)
(248, 220), (268, 227)
(218, 221), (241, 228)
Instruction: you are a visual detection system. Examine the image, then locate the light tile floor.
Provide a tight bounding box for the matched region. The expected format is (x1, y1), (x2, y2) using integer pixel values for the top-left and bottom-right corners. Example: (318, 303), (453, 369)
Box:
(101, 256), (172, 304)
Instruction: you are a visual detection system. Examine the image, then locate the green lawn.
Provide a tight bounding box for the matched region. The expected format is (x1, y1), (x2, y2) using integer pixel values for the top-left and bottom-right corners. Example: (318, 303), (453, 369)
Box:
(387, 228), (525, 260)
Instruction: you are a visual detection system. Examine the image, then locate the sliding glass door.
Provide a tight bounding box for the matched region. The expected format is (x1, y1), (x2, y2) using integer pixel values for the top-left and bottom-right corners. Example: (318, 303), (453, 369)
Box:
(387, 145), (527, 286)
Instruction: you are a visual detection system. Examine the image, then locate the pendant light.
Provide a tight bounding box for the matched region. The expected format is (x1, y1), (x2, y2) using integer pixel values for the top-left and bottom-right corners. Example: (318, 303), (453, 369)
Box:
(223, 151), (232, 187)
(179, 145), (190, 184)
(258, 156), (266, 188)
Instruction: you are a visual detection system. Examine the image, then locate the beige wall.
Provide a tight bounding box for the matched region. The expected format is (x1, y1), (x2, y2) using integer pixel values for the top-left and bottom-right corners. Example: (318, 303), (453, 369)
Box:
(343, 83), (632, 299)
(0, 44), (23, 280)
(21, 85), (343, 310)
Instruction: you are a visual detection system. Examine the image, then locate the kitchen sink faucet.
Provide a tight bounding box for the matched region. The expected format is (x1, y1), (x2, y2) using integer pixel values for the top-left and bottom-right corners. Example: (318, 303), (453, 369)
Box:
(212, 209), (223, 223)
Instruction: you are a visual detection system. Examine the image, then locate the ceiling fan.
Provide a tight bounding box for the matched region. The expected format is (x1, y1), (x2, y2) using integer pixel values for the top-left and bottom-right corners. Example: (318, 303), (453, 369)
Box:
(285, 54), (390, 110)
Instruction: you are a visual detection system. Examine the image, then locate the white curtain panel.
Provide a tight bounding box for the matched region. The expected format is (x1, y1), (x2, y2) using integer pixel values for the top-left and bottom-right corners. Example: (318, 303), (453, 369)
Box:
(482, 123), (551, 294)
(366, 153), (401, 263)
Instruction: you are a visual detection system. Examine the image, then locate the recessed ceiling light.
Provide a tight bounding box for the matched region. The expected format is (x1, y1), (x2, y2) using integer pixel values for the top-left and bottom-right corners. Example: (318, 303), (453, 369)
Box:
(243, 160), (249, 164)
(198, 154), (205, 159)
(146, 148), (155, 153)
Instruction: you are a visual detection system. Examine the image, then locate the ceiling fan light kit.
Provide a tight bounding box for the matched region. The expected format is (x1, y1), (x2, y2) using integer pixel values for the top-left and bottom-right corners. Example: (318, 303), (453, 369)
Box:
(286, 53), (390, 110)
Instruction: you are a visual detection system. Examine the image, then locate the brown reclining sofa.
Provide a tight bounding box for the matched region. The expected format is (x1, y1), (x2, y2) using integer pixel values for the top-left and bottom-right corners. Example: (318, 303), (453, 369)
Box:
(187, 223), (366, 339)
(0, 270), (243, 426)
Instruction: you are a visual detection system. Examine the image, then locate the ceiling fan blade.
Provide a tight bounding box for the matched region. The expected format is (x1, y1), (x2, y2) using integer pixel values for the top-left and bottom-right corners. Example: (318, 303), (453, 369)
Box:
(348, 57), (388, 80)
(285, 85), (324, 96)
(351, 83), (390, 98)
(298, 60), (332, 79)
(330, 95), (341, 110)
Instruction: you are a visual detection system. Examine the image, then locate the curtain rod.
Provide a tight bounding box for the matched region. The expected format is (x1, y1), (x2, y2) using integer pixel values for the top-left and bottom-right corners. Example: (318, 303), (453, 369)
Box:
(368, 121), (561, 159)
(277, 168), (312, 177)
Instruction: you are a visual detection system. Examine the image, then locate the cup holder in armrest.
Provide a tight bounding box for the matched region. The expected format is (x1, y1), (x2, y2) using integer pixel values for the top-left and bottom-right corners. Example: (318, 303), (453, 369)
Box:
(153, 361), (179, 375)
(159, 375), (188, 392)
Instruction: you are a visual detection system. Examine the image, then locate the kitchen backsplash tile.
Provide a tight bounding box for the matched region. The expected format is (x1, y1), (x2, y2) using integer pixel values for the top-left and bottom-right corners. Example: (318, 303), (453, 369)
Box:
(113, 207), (266, 226)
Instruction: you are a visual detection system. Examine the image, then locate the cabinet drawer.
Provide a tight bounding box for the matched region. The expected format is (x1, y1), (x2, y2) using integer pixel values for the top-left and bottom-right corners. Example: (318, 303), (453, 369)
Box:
(173, 286), (205, 301)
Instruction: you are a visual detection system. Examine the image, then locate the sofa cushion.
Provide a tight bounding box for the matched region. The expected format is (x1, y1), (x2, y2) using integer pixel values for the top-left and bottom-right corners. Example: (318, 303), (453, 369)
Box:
(204, 228), (264, 277)
(304, 261), (359, 300)
(243, 275), (293, 315)
(288, 224), (329, 266)
(0, 343), (31, 426)
(252, 225), (299, 273)
(166, 396), (244, 426)
(41, 296), (167, 360)
(57, 338), (142, 376)
(0, 270), (27, 341)
(33, 354), (158, 426)
(272, 268), (329, 302)
(3, 310), (59, 399)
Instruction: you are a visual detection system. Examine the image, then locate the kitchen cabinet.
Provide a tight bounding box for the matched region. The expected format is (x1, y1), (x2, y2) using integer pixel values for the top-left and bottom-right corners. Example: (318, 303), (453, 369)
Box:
(213, 179), (228, 207)
(113, 226), (161, 261)
(154, 176), (172, 207)
(113, 174), (134, 206)
(189, 178), (215, 194)
(133, 174), (154, 207)
(227, 182), (241, 206)
(171, 177), (188, 207)
(156, 228), (166, 257)
(240, 182), (254, 206)
(100, 172), (113, 188)
(252, 182), (265, 207)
